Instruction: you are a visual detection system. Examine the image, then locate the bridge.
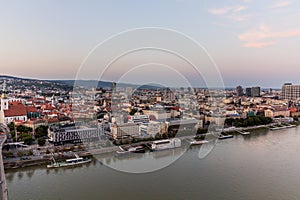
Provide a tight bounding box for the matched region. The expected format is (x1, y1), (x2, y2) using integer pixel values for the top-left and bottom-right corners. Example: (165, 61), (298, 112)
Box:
(0, 123), (8, 200)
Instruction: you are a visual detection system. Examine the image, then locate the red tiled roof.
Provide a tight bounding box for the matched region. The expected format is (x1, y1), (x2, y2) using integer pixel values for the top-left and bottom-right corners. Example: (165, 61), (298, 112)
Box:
(47, 118), (59, 123)
(26, 106), (38, 113)
(4, 102), (27, 117)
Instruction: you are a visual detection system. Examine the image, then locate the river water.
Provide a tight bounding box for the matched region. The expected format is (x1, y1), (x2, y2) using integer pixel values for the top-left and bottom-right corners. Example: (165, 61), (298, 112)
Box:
(6, 126), (300, 200)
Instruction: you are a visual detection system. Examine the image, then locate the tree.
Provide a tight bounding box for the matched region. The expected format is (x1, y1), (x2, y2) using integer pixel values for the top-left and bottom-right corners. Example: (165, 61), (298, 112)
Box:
(17, 150), (23, 157)
(129, 108), (138, 115)
(20, 133), (34, 145)
(54, 147), (59, 153)
(35, 125), (49, 138)
(26, 150), (34, 156)
(37, 137), (46, 146)
(5, 151), (14, 157)
(17, 125), (32, 133)
(46, 149), (51, 154)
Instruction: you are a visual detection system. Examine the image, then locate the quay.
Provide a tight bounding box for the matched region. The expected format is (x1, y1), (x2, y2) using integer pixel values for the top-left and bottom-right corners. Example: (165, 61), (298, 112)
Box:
(269, 124), (296, 130)
(0, 129), (8, 200)
(236, 130), (250, 135)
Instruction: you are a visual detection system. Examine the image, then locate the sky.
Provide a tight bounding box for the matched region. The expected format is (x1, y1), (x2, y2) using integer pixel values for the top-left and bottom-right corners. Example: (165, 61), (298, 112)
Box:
(1, 0), (300, 88)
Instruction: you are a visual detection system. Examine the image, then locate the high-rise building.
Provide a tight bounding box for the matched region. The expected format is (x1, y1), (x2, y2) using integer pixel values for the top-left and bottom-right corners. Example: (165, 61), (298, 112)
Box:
(112, 82), (116, 93)
(282, 83), (300, 99)
(251, 86), (260, 97)
(245, 86), (260, 97)
(236, 85), (244, 96)
(246, 88), (252, 97)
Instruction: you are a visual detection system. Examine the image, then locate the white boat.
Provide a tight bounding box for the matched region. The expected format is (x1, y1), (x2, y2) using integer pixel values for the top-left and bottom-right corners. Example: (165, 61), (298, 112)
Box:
(151, 138), (181, 151)
(117, 145), (145, 154)
(218, 134), (233, 140)
(47, 154), (91, 168)
(239, 131), (250, 135)
(190, 140), (209, 145)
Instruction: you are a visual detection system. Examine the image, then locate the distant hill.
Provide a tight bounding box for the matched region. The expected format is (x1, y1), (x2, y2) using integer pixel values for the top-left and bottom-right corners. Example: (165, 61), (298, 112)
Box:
(0, 75), (72, 91)
(0, 75), (162, 90)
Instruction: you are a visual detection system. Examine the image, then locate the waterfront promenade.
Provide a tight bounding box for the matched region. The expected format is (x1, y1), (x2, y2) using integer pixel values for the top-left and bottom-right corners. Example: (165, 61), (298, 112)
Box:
(0, 134), (7, 200)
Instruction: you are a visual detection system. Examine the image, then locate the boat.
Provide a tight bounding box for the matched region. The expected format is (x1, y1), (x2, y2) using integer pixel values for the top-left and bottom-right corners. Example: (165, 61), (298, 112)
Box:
(116, 145), (146, 154)
(218, 134), (233, 140)
(47, 154), (92, 168)
(128, 146), (145, 153)
(190, 140), (209, 145)
(269, 124), (296, 130)
(151, 138), (181, 151)
(239, 131), (250, 135)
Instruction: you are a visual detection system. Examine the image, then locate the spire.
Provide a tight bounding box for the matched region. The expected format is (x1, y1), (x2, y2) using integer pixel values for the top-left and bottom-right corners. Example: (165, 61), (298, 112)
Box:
(1, 80), (7, 99)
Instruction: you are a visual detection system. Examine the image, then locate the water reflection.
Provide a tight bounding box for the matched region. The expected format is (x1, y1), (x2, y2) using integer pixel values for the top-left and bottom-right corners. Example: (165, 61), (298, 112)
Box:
(6, 127), (300, 200)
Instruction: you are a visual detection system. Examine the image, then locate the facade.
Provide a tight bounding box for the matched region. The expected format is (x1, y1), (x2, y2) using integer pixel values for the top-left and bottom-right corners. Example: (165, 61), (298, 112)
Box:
(111, 123), (140, 139)
(245, 87), (260, 97)
(48, 125), (103, 145)
(23, 119), (47, 132)
(236, 85), (244, 96)
(251, 87), (261, 97)
(140, 121), (161, 136)
(281, 83), (300, 100)
(3, 101), (28, 124)
(246, 88), (252, 97)
(127, 115), (149, 123)
(264, 107), (290, 118)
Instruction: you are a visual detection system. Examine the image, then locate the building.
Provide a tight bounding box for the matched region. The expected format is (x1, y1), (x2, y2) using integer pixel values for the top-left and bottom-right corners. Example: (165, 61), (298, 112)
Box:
(264, 107), (290, 118)
(111, 123), (140, 139)
(3, 101), (28, 124)
(245, 86), (261, 97)
(140, 121), (161, 137)
(236, 85), (244, 96)
(48, 124), (103, 145)
(127, 115), (149, 123)
(0, 80), (9, 124)
(246, 88), (252, 97)
(282, 83), (300, 100)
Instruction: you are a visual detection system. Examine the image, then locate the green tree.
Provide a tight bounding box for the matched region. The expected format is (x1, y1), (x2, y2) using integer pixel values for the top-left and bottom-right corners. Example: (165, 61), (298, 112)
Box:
(129, 108), (138, 115)
(5, 151), (14, 157)
(46, 149), (51, 154)
(20, 133), (34, 145)
(26, 150), (34, 156)
(17, 125), (33, 133)
(35, 125), (49, 138)
(17, 150), (23, 157)
(37, 137), (46, 146)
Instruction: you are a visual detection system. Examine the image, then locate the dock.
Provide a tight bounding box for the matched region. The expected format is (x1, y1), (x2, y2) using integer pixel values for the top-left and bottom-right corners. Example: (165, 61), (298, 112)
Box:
(269, 124), (296, 130)
(236, 130), (250, 135)
(218, 134), (234, 140)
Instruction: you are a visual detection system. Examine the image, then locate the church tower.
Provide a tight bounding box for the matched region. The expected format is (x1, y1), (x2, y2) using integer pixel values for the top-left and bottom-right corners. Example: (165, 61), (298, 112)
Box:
(0, 80), (9, 124)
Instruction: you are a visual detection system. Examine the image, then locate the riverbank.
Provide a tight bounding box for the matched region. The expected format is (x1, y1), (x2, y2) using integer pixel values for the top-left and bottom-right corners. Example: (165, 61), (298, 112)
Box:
(222, 121), (300, 135)
(4, 121), (300, 169)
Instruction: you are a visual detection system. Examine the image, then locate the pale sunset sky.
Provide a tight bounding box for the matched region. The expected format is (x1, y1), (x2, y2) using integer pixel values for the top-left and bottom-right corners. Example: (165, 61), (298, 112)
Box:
(1, 0), (300, 88)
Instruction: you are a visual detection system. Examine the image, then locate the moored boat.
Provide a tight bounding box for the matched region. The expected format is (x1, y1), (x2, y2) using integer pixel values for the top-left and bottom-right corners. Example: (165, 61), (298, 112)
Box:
(218, 134), (233, 140)
(47, 154), (91, 168)
(151, 138), (181, 151)
(190, 140), (209, 145)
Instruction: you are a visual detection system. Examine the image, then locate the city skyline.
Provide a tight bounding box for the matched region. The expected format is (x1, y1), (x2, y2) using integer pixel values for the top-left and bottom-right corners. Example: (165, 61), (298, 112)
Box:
(1, 0), (300, 88)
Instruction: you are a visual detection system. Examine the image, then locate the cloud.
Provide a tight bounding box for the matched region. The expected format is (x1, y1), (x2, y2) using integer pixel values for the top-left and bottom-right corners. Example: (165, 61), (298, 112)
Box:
(209, 7), (233, 15)
(271, 1), (292, 8)
(238, 25), (300, 48)
(209, 5), (249, 21)
(243, 41), (275, 48)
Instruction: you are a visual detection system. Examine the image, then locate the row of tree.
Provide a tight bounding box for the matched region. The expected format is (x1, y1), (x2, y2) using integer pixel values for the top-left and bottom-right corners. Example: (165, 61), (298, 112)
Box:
(225, 116), (273, 127)
(8, 123), (49, 146)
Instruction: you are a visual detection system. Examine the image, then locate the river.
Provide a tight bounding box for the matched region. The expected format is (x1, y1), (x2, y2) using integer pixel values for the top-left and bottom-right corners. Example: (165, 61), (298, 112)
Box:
(5, 126), (300, 200)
